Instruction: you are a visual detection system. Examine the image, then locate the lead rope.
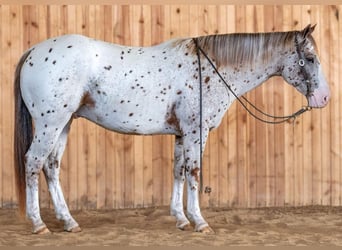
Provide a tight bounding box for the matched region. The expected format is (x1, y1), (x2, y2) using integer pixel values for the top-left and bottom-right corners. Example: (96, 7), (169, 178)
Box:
(193, 37), (312, 194)
(195, 39), (204, 193)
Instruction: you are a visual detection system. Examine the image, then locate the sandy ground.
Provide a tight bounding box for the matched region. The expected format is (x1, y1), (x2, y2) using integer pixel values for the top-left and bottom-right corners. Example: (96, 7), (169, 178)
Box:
(1, 206), (342, 246)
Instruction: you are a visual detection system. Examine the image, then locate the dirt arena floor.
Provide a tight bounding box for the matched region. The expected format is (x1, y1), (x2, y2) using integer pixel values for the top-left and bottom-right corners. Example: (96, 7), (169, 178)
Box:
(1, 206), (342, 246)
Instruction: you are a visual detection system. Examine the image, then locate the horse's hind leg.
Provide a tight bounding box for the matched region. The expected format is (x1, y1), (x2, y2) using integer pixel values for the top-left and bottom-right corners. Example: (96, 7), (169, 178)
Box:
(43, 120), (81, 233)
(25, 121), (70, 234)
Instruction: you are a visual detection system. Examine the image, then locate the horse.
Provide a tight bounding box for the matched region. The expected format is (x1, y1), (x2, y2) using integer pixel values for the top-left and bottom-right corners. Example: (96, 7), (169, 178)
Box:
(14, 24), (329, 234)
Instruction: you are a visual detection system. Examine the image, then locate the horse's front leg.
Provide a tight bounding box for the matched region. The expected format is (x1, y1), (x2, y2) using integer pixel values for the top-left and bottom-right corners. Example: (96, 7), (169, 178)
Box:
(183, 133), (213, 233)
(170, 136), (191, 230)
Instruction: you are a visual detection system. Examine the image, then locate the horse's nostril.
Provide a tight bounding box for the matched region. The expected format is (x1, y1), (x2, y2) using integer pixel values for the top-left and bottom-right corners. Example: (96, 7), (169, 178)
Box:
(324, 96), (328, 102)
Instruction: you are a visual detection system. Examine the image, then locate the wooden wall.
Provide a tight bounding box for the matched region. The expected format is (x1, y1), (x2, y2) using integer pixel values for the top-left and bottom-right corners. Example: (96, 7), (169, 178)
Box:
(0, 5), (341, 209)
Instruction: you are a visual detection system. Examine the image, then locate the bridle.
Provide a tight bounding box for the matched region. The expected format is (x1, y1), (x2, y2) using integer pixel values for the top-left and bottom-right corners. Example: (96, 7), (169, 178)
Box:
(193, 34), (312, 193)
(294, 31), (314, 98)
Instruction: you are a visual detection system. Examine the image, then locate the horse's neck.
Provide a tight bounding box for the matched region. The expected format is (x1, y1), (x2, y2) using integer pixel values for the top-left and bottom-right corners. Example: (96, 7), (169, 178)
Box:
(219, 54), (283, 98)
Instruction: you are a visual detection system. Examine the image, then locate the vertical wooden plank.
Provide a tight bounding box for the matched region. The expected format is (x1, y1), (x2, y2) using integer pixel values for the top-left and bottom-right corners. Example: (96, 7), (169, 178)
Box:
(122, 6), (134, 208)
(151, 6), (172, 205)
(273, 5), (286, 207)
(262, 5), (276, 208)
(75, 5), (89, 209)
(282, 5), (294, 207)
(339, 4), (342, 207)
(0, 5), (3, 207)
(142, 6), (153, 208)
(245, 5), (257, 208)
(1, 5), (11, 207)
(161, 6), (173, 207)
(302, 5), (313, 206)
(94, 5), (106, 209)
(130, 5), (145, 208)
(226, 5), (238, 207)
(103, 5), (114, 209)
(235, 5), (247, 207)
(151, 6), (163, 206)
(320, 5), (332, 206)
(292, 5), (304, 206)
(10, 5), (22, 207)
(254, 5), (267, 208)
(216, 5), (229, 207)
(309, 5), (323, 206)
(328, 5), (340, 206)
(84, 5), (98, 209)
(113, 5), (133, 208)
(205, 5), (220, 208)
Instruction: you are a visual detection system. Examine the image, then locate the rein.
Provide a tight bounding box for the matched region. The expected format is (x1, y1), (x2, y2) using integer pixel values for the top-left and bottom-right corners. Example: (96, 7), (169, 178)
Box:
(193, 36), (312, 193)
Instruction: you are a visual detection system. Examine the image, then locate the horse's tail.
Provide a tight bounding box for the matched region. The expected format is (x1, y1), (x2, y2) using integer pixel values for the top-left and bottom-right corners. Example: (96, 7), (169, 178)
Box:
(14, 49), (32, 216)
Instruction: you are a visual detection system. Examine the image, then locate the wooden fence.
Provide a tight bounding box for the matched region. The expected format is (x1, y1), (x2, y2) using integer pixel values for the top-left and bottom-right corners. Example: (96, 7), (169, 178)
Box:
(0, 5), (341, 209)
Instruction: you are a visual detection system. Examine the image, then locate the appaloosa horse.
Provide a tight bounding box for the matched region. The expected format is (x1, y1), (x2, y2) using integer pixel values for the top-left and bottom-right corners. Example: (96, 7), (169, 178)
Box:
(14, 24), (329, 234)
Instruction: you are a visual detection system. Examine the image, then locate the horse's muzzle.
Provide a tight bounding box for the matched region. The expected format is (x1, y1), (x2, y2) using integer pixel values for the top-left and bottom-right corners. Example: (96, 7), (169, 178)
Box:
(307, 87), (330, 108)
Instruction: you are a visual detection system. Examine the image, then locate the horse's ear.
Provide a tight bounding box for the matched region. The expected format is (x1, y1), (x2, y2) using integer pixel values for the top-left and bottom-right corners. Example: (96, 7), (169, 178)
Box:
(302, 24), (316, 38)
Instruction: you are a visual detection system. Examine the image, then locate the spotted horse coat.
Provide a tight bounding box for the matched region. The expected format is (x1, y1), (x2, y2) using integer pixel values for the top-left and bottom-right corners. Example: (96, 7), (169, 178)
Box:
(14, 24), (329, 234)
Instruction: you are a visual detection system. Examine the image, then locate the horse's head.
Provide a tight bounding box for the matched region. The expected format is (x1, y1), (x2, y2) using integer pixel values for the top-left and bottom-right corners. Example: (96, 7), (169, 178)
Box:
(281, 24), (330, 108)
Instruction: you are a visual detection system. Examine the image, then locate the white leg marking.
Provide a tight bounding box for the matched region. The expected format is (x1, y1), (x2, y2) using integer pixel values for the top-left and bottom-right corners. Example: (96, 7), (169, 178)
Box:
(43, 122), (80, 232)
(170, 137), (190, 229)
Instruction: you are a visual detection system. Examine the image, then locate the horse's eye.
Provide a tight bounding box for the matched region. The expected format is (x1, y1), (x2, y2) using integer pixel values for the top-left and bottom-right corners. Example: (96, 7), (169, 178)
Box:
(306, 57), (314, 63)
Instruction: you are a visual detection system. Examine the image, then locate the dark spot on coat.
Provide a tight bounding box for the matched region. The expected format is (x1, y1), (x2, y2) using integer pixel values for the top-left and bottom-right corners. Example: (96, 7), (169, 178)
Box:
(45, 57), (48, 62)
(52, 60), (56, 65)
(80, 92), (95, 108)
(177, 90), (182, 95)
(63, 104), (68, 108)
(178, 64), (182, 68)
(67, 45), (73, 48)
(166, 104), (180, 131)
(204, 76), (210, 83)
(190, 167), (200, 182)
(49, 48), (53, 53)
(29, 62), (34, 67)
(104, 65), (112, 71)
(129, 113), (134, 117)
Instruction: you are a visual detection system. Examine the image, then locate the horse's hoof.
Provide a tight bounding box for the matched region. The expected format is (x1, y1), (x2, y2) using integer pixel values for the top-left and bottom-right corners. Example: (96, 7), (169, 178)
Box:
(65, 226), (82, 233)
(195, 224), (214, 234)
(34, 226), (51, 235)
(198, 226), (214, 234)
(176, 221), (191, 231)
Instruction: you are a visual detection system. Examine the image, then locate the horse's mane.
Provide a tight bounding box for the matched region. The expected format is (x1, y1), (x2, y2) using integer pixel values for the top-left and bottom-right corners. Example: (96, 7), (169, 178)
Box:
(176, 31), (315, 68)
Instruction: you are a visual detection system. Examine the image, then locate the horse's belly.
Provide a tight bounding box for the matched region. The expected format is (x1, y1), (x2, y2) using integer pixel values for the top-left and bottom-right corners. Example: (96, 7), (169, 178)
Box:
(76, 103), (175, 135)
